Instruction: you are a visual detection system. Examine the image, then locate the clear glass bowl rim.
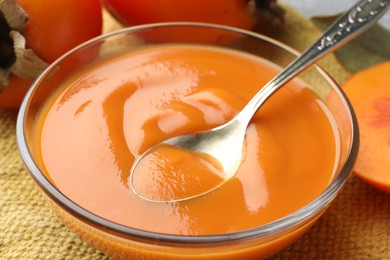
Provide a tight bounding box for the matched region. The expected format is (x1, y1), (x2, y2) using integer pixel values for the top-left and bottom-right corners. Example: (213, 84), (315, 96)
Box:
(16, 22), (359, 246)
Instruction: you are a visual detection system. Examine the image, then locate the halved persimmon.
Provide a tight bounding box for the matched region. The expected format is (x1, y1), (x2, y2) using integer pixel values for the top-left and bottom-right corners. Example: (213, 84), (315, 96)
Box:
(343, 61), (390, 193)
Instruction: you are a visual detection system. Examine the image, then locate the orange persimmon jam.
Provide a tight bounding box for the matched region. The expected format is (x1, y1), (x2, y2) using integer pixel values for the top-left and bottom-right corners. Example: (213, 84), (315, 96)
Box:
(36, 44), (338, 235)
(132, 143), (225, 202)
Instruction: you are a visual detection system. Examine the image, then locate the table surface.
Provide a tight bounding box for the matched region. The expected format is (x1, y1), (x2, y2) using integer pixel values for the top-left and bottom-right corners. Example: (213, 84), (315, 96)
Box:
(1, 4), (390, 260)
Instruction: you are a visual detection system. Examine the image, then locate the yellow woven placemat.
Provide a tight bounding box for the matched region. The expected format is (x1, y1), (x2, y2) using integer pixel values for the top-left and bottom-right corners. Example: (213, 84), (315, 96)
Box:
(1, 6), (389, 260)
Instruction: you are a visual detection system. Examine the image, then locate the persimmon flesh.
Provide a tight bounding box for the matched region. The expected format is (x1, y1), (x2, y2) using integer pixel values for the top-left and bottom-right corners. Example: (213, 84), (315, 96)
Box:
(343, 61), (390, 193)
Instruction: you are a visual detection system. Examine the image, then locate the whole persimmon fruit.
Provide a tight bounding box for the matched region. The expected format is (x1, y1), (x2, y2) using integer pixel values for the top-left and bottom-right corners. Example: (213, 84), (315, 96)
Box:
(103, 0), (284, 30)
(0, 0), (102, 109)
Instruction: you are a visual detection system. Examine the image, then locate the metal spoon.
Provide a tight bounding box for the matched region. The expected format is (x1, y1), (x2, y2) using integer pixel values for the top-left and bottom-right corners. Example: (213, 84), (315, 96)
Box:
(130, 0), (390, 202)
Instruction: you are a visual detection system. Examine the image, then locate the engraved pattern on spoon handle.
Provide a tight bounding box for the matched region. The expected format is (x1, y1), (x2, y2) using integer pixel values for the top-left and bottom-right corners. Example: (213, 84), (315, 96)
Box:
(238, 0), (390, 125)
(317, 0), (390, 50)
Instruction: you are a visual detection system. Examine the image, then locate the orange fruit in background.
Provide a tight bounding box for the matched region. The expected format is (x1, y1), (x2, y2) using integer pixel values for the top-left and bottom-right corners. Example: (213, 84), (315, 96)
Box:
(343, 61), (390, 193)
(0, 0), (103, 109)
(102, 0), (256, 30)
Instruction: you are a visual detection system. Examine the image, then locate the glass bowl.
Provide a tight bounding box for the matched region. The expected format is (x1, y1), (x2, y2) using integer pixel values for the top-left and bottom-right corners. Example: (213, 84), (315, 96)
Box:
(16, 22), (359, 259)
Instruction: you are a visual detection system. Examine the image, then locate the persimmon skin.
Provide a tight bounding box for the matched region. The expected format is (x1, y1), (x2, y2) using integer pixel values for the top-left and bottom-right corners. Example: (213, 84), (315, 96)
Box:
(0, 76), (31, 109)
(18, 0), (103, 63)
(0, 0), (103, 109)
(342, 61), (390, 194)
(103, 0), (255, 30)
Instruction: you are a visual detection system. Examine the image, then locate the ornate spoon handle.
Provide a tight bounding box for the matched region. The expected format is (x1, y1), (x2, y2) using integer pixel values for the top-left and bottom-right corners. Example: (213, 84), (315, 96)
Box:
(239, 0), (390, 122)
(317, 0), (390, 50)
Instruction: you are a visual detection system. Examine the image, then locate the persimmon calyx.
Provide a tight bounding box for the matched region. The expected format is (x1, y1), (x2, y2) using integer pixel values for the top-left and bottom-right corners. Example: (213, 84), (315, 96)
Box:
(0, 0), (48, 87)
(254, 0), (285, 26)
